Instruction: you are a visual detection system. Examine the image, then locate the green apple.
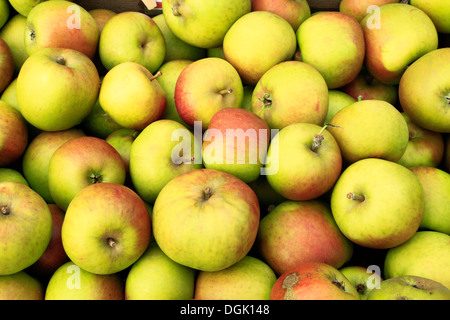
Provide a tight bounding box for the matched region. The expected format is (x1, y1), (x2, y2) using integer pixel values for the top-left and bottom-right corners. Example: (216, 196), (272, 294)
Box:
(297, 11), (365, 89)
(81, 95), (123, 139)
(0, 38), (14, 94)
(207, 46), (225, 59)
(194, 255), (277, 300)
(0, 181), (52, 275)
(0, 0), (9, 29)
(1, 78), (19, 111)
(99, 11), (165, 73)
(339, 0), (400, 22)
(105, 128), (140, 173)
(398, 48), (450, 133)
(45, 261), (125, 300)
(240, 85), (254, 112)
(0, 168), (28, 186)
(62, 183), (151, 275)
(125, 241), (196, 300)
(223, 11), (297, 85)
(0, 14), (28, 74)
(8, 0), (46, 17)
(339, 265), (383, 300)
(88, 8), (116, 34)
(251, 60), (329, 130)
(410, 167), (450, 234)
(409, 0), (450, 34)
(162, 0), (251, 49)
(324, 90), (356, 124)
(48, 136), (126, 211)
(446, 134), (450, 173)
(331, 158), (424, 249)
(247, 175), (286, 215)
(0, 271), (44, 300)
(328, 99), (409, 163)
(361, 3), (438, 84)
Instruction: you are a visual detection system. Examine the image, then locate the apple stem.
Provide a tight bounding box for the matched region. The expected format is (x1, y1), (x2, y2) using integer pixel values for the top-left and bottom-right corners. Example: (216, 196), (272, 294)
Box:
(107, 238), (116, 248)
(203, 187), (212, 200)
(56, 56), (66, 66)
(445, 94), (450, 106)
(149, 71), (162, 81)
(219, 88), (233, 95)
(357, 95), (364, 101)
(259, 93), (272, 108)
(347, 192), (365, 202)
(172, 4), (180, 16)
(310, 123), (341, 152)
(1, 205), (10, 216)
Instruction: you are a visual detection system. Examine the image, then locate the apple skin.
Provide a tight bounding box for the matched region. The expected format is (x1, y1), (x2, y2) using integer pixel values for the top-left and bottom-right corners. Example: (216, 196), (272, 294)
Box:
(162, 0), (251, 49)
(339, 0), (400, 22)
(62, 183), (151, 275)
(340, 265), (383, 300)
(410, 0), (450, 34)
(247, 175), (286, 215)
(152, 168), (260, 272)
(81, 96), (123, 139)
(45, 261), (125, 300)
(270, 262), (360, 300)
(0, 0), (9, 29)
(47, 136), (127, 211)
(0, 168), (29, 186)
(125, 241), (196, 300)
(324, 90), (356, 124)
(256, 200), (354, 276)
(251, 60), (329, 130)
(25, 1), (99, 60)
(331, 158), (424, 249)
(105, 128), (140, 173)
(445, 134), (450, 173)
(194, 255), (277, 300)
(0, 271), (44, 300)
(88, 8), (116, 33)
(0, 182), (53, 276)
(0, 38), (14, 94)
(398, 48), (450, 133)
(410, 167), (450, 235)
(0, 101), (28, 167)
(0, 14), (28, 75)
(361, 3), (438, 85)
(8, 0), (56, 17)
(223, 11), (297, 85)
(367, 275), (450, 300)
(297, 11), (365, 89)
(1, 78), (19, 111)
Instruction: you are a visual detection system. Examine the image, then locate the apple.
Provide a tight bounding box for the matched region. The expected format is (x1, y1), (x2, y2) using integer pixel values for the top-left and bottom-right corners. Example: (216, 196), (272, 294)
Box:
(0, 14), (28, 74)
(194, 255), (277, 300)
(446, 135), (450, 173)
(0, 0), (9, 29)
(339, 0), (400, 22)
(129, 119), (202, 204)
(339, 265), (383, 300)
(105, 128), (140, 172)
(409, 0), (450, 34)
(88, 8), (116, 33)
(265, 123), (342, 201)
(81, 95), (123, 139)
(25, 1), (99, 60)
(0, 168), (29, 186)
(251, 60), (329, 130)
(250, 0), (311, 31)
(174, 57), (244, 130)
(330, 158), (424, 249)
(162, 0), (251, 49)
(397, 113), (445, 168)
(48, 136), (127, 211)
(125, 241), (196, 300)
(99, 61), (167, 130)
(223, 11), (297, 85)
(367, 275), (450, 300)
(324, 90), (356, 125)
(62, 182), (151, 275)
(247, 175), (286, 215)
(99, 11), (165, 73)
(398, 48), (450, 133)
(1, 78), (19, 111)
(45, 261), (125, 300)
(0, 100), (28, 167)
(8, 0), (49, 17)
(207, 46), (225, 60)
(0, 38), (14, 94)
(240, 86), (254, 112)
(410, 167), (450, 234)
(270, 262), (360, 300)
(0, 271), (44, 300)
(328, 99), (409, 163)
(202, 107), (271, 183)
(256, 200), (354, 276)
(361, 3), (438, 84)
(152, 168), (260, 272)
(21, 128), (85, 204)
(0, 181), (52, 275)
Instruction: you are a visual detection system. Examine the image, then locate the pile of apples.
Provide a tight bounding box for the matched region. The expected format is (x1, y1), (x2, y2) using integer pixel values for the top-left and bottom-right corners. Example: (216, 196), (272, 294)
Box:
(0, 0), (449, 301)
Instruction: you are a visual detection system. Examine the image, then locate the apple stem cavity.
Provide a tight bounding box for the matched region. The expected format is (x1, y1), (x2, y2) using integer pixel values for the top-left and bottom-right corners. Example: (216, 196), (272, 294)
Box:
(445, 94), (450, 106)
(29, 28), (36, 41)
(89, 173), (103, 184)
(218, 88), (233, 95)
(347, 192), (365, 202)
(55, 56), (66, 66)
(203, 187), (212, 200)
(149, 71), (162, 81)
(1, 205), (10, 216)
(172, 4), (181, 16)
(259, 93), (272, 108)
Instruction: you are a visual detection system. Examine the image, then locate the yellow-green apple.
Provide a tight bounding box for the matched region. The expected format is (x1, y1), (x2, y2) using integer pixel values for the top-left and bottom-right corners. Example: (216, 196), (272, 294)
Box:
(152, 168), (260, 272)
(265, 123), (342, 201)
(152, 14), (206, 62)
(88, 8), (116, 34)
(410, 167), (450, 234)
(99, 61), (167, 130)
(21, 128), (85, 203)
(194, 255), (277, 300)
(223, 11), (297, 85)
(202, 107), (270, 183)
(361, 3), (438, 84)
(367, 275), (450, 300)
(25, 1), (99, 60)
(0, 0), (9, 28)
(240, 86), (254, 111)
(0, 38), (14, 93)
(207, 46), (225, 59)
(409, 0), (450, 34)
(0, 100), (28, 167)
(339, 0), (400, 22)
(247, 175), (286, 215)
(324, 90), (356, 124)
(328, 99), (409, 163)
(0, 14), (28, 74)
(251, 61), (329, 130)
(398, 48), (450, 133)
(106, 128), (140, 173)
(47, 136), (126, 211)
(331, 158), (424, 249)
(446, 135), (450, 173)
(397, 113), (445, 168)
(339, 265), (383, 300)
(250, 0), (311, 31)
(162, 0), (251, 49)
(0, 78), (19, 111)
(0, 271), (44, 300)
(297, 11), (365, 89)
(125, 241), (195, 300)
(81, 96), (123, 139)
(129, 119), (202, 203)
(62, 182), (151, 275)
(270, 262), (360, 300)
(256, 200), (353, 276)
(8, 0), (50, 17)
(0, 168), (28, 186)
(45, 261), (125, 300)
(0, 181), (52, 275)
(174, 57), (244, 130)
(17, 47), (100, 131)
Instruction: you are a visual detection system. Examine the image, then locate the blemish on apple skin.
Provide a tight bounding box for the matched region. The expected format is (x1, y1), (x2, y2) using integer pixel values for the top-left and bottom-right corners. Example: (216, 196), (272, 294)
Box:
(281, 272), (300, 300)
